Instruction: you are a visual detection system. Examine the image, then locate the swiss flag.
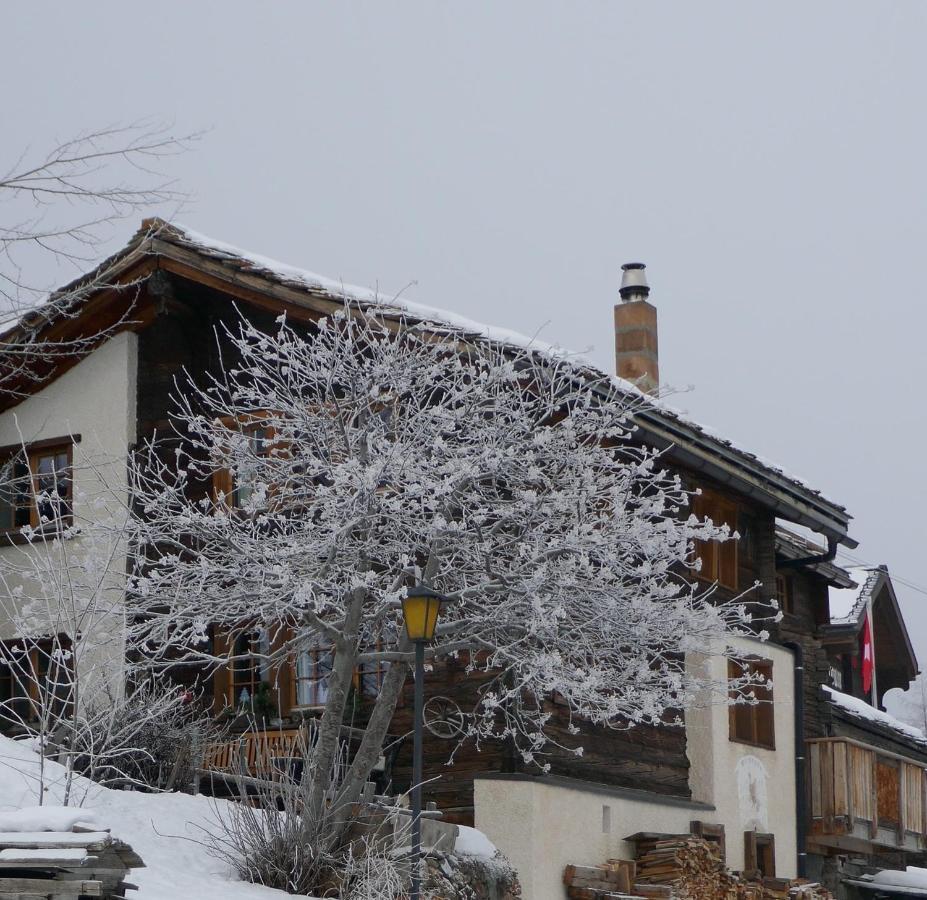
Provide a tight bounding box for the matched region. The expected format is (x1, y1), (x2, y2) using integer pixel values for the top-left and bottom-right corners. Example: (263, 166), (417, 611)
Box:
(861, 613), (874, 697)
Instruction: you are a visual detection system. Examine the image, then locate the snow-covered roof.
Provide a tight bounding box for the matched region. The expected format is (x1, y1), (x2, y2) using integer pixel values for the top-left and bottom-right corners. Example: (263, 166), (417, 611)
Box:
(824, 686), (927, 746)
(14, 218), (856, 542)
(828, 567), (881, 625)
(855, 866), (927, 895)
(774, 521), (855, 588)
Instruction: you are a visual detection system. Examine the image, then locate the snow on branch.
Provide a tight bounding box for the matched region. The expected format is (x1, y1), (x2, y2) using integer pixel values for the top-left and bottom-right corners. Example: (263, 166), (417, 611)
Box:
(128, 304), (761, 766)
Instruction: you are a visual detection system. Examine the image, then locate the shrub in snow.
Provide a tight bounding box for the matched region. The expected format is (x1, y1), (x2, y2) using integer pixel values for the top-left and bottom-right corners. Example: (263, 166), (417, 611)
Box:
(71, 681), (222, 792)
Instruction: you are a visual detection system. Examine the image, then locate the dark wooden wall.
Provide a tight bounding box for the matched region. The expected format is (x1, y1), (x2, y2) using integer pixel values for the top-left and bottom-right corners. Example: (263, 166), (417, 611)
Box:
(132, 270), (841, 827)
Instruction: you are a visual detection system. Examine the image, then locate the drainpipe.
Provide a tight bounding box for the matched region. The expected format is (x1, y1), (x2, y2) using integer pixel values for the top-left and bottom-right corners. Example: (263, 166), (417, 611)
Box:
(782, 641), (807, 878)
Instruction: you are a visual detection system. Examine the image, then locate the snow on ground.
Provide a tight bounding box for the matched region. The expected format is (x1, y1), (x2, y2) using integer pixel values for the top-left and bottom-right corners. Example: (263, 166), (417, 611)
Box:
(0, 805), (95, 832)
(0, 735), (300, 900)
(453, 824), (496, 858)
(824, 686), (927, 744)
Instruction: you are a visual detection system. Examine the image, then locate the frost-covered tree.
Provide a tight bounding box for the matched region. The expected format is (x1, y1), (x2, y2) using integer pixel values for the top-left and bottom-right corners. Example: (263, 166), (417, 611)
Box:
(128, 304), (753, 842)
(0, 454), (197, 805)
(0, 122), (195, 391)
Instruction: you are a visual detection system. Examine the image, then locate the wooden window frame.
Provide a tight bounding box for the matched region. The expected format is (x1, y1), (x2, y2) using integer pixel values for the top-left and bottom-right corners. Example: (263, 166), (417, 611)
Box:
(728, 657), (775, 750)
(775, 574), (794, 616)
(230, 629), (270, 707)
(691, 488), (738, 590)
(0, 636), (73, 726)
(293, 641), (333, 710)
(211, 415), (276, 510)
(743, 830), (775, 877)
(355, 640), (389, 699)
(0, 439), (76, 534)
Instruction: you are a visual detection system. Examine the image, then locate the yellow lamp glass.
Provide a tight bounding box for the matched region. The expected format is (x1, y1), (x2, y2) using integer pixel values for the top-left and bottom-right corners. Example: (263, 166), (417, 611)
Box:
(401, 588), (443, 642)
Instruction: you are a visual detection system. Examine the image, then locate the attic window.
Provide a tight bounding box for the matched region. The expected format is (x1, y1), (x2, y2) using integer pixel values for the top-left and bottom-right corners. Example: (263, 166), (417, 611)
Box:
(692, 488), (738, 590)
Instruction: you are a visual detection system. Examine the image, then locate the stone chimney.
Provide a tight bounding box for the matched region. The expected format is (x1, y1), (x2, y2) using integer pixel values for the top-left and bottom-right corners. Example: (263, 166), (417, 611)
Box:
(614, 262), (659, 393)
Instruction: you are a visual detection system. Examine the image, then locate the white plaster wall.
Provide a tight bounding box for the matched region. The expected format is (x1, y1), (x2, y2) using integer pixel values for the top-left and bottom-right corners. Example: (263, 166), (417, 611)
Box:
(686, 635), (797, 879)
(474, 636), (798, 900)
(474, 776), (706, 900)
(0, 333), (138, 692)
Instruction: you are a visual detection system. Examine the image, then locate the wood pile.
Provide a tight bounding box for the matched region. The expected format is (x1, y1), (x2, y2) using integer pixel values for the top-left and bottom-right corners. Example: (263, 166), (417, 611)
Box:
(563, 834), (834, 900)
(0, 823), (143, 899)
(563, 860), (638, 898)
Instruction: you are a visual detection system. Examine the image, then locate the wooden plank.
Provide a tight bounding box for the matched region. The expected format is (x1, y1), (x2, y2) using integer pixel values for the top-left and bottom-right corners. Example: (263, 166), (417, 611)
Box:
(899, 761), (908, 843)
(0, 834), (110, 850)
(844, 744), (859, 834)
(821, 741), (834, 833)
(809, 741), (822, 818)
(0, 848), (89, 865)
(871, 752), (880, 839)
(834, 741), (848, 817)
(923, 768), (927, 844)
(0, 878), (101, 896)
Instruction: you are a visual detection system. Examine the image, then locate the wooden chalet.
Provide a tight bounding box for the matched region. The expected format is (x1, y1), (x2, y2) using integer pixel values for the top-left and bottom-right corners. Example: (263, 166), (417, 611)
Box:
(0, 219), (921, 899)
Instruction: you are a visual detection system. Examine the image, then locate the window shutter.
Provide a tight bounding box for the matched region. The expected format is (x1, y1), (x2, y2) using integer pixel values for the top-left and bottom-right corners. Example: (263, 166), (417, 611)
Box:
(755, 661), (775, 749)
(692, 493), (718, 580)
(743, 831), (758, 873)
(717, 496), (738, 590)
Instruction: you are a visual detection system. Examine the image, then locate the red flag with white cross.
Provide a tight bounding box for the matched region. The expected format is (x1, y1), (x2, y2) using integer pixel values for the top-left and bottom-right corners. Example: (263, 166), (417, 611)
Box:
(861, 613), (874, 697)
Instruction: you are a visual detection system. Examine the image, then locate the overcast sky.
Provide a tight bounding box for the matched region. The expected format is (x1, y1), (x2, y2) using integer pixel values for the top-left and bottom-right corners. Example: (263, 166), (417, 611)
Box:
(7, 3), (927, 663)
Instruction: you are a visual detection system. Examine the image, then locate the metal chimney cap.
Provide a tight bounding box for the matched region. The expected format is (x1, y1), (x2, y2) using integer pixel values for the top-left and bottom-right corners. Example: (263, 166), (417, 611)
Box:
(619, 262), (650, 301)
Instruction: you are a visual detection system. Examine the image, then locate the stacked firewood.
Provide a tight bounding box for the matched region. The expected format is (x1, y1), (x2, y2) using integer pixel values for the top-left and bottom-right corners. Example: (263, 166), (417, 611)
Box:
(563, 835), (834, 900)
(634, 834), (733, 898)
(563, 859), (638, 898)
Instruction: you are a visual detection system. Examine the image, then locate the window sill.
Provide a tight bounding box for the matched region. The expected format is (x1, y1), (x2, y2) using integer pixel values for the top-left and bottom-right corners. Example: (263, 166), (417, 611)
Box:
(0, 524), (78, 546)
(728, 736), (776, 752)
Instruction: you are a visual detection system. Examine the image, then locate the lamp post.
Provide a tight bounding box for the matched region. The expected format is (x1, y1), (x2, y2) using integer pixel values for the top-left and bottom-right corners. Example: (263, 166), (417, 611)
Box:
(400, 584), (445, 900)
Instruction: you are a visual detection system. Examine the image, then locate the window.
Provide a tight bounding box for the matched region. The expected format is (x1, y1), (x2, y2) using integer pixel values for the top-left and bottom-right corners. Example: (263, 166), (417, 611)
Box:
(0, 441), (73, 532)
(728, 658), (775, 749)
(294, 640), (333, 708)
(0, 638), (72, 726)
(691, 488), (738, 590)
(775, 574), (794, 616)
(213, 422), (272, 509)
(743, 831), (775, 877)
(231, 629), (269, 706)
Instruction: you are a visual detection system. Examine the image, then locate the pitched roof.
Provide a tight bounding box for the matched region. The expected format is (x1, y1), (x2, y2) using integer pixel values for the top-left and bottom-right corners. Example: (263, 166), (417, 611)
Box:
(828, 566), (882, 625)
(5, 218), (856, 547)
(775, 523), (856, 588)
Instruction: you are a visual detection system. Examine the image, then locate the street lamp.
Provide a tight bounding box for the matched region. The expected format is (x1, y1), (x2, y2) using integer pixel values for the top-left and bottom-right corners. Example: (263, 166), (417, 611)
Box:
(400, 584), (446, 900)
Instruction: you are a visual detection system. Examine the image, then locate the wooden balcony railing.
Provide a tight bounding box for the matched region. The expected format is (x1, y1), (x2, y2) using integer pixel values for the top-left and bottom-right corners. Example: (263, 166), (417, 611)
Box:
(807, 737), (927, 852)
(202, 728), (308, 778)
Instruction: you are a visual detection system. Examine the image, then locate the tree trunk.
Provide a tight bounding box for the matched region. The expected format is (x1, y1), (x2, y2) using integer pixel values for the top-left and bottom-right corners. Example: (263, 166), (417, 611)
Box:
(331, 654), (410, 835)
(305, 585), (367, 823)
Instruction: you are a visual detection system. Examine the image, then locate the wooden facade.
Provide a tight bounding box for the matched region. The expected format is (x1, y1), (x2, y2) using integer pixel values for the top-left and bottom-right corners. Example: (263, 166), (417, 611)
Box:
(807, 736), (927, 854)
(2, 221), (874, 854)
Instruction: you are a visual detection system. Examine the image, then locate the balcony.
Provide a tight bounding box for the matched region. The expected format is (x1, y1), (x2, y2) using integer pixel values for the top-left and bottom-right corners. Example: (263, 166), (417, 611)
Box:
(807, 737), (927, 853)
